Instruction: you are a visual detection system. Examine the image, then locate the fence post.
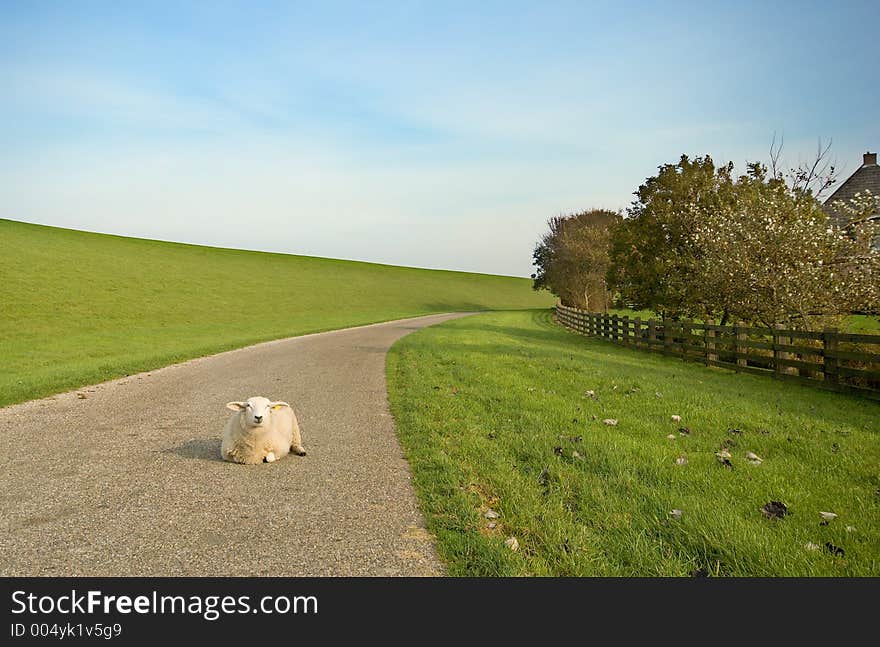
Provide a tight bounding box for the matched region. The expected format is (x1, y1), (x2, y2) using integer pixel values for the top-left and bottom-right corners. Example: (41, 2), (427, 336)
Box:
(648, 319), (656, 351)
(773, 324), (796, 376)
(680, 321), (690, 360)
(662, 319), (672, 356)
(633, 317), (641, 349)
(824, 328), (840, 389)
(622, 315), (630, 346)
(735, 321), (747, 370)
(705, 319), (716, 366)
(610, 314), (618, 343)
(773, 324), (783, 376)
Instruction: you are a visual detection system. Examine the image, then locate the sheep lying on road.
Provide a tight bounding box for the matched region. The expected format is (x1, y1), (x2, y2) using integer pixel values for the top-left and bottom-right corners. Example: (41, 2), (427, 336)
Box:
(221, 396), (306, 465)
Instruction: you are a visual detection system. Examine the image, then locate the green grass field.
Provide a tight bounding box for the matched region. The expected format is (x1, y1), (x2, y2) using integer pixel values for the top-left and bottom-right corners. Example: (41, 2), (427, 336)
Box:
(387, 310), (880, 576)
(0, 219), (553, 407)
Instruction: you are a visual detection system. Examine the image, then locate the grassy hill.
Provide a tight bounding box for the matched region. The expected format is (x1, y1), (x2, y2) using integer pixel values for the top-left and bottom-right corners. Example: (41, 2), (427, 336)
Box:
(0, 219), (553, 407)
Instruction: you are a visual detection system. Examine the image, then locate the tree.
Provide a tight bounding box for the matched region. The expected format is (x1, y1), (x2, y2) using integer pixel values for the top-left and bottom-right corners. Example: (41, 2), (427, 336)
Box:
(532, 209), (620, 310)
(608, 154), (878, 328)
(606, 155), (736, 319)
(692, 164), (878, 328)
(768, 134), (839, 200)
(827, 190), (880, 315)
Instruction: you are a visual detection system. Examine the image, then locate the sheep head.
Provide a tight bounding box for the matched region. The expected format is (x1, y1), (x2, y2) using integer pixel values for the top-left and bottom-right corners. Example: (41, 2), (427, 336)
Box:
(226, 396), (290, 428)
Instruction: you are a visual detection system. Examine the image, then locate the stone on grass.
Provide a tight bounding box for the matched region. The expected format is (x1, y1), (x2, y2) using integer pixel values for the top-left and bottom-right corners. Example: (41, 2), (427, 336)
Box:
(505, 537), (520, 552)
(818, 511), (837, 525)
(761, 501), (788, 520)
(484, 509), (500, 520)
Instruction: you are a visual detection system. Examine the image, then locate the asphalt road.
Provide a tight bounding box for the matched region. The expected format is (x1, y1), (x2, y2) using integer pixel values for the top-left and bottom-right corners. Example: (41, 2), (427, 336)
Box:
(0, 313), (469, 576)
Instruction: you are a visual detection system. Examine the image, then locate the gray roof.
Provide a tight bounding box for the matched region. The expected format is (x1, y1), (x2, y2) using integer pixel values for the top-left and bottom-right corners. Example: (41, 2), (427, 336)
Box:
(823, 153), (880, 226)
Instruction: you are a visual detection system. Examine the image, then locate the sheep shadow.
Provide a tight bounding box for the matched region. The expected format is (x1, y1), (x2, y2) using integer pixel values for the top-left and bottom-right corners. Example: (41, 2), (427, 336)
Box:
(166, 438), (223, 462)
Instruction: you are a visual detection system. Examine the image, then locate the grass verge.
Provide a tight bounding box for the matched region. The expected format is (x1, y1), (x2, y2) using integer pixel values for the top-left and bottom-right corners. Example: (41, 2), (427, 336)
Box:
(386, 309), (880, 576)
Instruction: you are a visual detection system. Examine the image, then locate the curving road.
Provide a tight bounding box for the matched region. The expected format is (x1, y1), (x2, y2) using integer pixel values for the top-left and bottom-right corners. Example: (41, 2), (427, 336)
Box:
(0, 313), (470, 576)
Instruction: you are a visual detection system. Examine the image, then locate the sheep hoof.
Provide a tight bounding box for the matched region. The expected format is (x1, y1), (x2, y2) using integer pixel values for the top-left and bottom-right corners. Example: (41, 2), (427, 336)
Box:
(292, 446), (307, 456)
(264, 452), (276, 463)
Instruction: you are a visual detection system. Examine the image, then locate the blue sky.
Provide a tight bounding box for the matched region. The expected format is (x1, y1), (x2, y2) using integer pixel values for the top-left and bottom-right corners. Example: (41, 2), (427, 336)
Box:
(2, 1), (877, 276)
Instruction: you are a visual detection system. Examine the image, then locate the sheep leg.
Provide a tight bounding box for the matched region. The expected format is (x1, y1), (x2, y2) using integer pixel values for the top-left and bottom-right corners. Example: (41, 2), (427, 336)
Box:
(290, 416), (307, 456)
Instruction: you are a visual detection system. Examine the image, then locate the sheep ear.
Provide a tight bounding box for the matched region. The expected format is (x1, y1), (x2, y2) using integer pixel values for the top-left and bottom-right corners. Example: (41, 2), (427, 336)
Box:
(270, 401), (290, 410)
(226, 401), (247, 411)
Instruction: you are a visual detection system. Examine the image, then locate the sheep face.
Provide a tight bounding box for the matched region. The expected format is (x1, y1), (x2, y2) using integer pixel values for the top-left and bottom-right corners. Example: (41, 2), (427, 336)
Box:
(226, 396), (289, 428)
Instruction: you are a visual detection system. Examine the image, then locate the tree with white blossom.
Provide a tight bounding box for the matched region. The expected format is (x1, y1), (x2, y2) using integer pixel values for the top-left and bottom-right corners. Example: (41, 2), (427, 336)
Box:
(692, 166), (878, 329)
(607, 157), (879, 329)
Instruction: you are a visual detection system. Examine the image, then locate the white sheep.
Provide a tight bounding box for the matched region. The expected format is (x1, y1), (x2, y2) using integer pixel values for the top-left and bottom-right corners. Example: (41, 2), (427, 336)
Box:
(221, 396), (306, 465)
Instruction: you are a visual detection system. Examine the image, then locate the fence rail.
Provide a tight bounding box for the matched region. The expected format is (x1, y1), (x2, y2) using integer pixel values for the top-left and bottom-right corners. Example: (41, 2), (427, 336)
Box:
(554, 304), (880, 401)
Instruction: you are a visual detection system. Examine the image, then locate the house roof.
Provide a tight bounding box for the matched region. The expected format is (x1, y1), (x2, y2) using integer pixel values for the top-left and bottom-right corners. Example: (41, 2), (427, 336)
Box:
(823, 151), (880, 225)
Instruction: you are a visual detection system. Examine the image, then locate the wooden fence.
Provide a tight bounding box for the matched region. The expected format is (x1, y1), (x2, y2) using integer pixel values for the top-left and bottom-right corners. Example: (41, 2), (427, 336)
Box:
(554, 303), (880, 401)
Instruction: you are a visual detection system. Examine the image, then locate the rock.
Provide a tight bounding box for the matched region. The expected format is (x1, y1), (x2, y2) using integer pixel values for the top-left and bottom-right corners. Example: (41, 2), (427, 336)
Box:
(818, 511), (837, 525)
(76, 393), (88, 399)
(584, 390), (597, 399)
(715, 449), (733, 468)
(671, 415), (682, 422)
(484, 509), (500, 520)
(761, 501), (788, 519)
(537, 466), (550, 486)
(675, 456), (688, 466)
(805, 542), (821, 551)
(824, 542), (845, 557)
(745, 451), (763, 465)
(505, 537), (520, 552)
(487, 522), (497, 530)
(572, 450), (583, 460)
(669, 509), (683, 520)
(602, 419), (618, 426)
(667, 434), (677, 439)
